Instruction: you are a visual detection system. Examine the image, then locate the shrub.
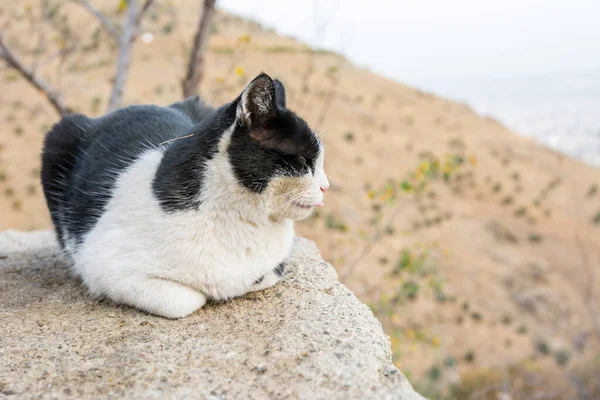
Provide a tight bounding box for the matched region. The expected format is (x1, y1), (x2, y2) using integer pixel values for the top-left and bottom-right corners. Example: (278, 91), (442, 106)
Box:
(528, 233), (543, 244)
(554, 349), (570, 367)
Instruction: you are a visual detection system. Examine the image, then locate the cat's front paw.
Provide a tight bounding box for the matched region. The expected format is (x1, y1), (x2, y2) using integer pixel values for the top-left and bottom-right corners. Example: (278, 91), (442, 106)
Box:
(106, 276), (207, 319)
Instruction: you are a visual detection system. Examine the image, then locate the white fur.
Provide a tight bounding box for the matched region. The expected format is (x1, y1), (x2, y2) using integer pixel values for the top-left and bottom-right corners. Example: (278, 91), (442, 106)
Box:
(68, 128), (328, 319)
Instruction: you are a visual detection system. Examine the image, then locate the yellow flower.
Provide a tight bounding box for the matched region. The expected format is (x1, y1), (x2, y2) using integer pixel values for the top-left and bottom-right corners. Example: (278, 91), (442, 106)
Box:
(235, 66), (245, 77)
(215, 76), (225, 84)
(415, 171), (424, 182)
(367, 189), (376, 200)
(238, 34), (251, 44)
(117, 0), (127, 12)
(405, 329), (415, 340)
(390, 335), (401, 349)
(431, 336), (441, 347)
(419, 161), (430, 173)
(470, 155), (477, 166)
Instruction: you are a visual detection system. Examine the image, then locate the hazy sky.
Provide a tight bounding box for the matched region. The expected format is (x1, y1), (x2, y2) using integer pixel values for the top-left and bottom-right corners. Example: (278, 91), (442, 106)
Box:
(219, 0), (600, 84)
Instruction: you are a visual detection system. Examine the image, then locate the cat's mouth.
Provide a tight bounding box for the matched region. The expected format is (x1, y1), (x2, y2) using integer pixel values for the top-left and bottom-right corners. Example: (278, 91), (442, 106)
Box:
(292, 201), (324, 209)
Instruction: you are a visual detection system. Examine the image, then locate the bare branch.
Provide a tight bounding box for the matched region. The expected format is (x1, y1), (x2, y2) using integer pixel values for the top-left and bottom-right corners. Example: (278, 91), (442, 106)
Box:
(0, 34), (69, 116)
(136, 0), (155, 26)
(73, 0), (120, 41)
(182, 0), (217, 98)
(107, 0), (139, 112)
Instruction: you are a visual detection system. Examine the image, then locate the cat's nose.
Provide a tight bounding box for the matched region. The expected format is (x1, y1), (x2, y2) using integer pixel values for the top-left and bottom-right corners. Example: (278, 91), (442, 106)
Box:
(320, 184), (329, 193)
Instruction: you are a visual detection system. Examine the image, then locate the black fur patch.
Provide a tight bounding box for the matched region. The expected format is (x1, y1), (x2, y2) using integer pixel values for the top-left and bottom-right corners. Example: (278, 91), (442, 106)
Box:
(41, 114), (92, 247)
(274, 262), (286, 277)
(41, 99), (209, 246)
(228, 74), (321, 192)
(152, 102), (237, 212)
(253, 276), (264, 285)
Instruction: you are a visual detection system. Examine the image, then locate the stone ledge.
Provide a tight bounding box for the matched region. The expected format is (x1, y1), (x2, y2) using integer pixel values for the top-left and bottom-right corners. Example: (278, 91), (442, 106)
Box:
(0, 230), (424, 399)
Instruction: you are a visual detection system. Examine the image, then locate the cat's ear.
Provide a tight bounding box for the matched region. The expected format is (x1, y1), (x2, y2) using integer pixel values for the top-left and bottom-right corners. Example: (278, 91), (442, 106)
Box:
(239, 73), (281, 125)
(273, 79), (286, 109)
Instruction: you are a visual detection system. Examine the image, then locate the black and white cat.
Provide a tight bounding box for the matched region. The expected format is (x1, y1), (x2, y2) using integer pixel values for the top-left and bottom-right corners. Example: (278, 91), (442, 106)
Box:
(41, 73), (329, 318)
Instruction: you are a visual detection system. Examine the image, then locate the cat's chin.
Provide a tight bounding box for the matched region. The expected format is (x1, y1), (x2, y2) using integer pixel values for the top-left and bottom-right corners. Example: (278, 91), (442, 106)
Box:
(286, 204), (319, 221)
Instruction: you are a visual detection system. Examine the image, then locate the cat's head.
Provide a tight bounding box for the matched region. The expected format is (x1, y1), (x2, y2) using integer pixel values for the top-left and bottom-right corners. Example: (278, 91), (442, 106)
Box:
(227, 73), (329, 220)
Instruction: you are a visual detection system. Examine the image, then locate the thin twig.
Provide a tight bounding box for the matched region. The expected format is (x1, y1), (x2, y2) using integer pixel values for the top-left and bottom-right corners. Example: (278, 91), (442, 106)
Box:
(340, 198), (409, 282)
(136, 0), (155, 26)
(73, 0), (120, 41)
(314, 57), (346, 131)
(0, 34), (69, 116)
(182, 0), (217, 98)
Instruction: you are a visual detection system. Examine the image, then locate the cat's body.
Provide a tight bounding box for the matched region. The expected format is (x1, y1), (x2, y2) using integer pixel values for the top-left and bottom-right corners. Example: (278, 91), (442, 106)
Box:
(41, 74), (328, 318)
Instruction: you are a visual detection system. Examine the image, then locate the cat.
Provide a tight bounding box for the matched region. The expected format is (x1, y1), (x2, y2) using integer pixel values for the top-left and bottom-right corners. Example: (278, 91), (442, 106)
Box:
(41, 73), (329, 319)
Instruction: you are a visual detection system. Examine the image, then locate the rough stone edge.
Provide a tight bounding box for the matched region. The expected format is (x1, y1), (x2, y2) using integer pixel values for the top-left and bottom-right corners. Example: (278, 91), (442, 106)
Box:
(0, 229), (426, 399)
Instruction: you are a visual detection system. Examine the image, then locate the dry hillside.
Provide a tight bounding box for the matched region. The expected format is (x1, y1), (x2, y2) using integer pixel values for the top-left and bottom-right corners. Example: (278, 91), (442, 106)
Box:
(1, 1), (599, 398)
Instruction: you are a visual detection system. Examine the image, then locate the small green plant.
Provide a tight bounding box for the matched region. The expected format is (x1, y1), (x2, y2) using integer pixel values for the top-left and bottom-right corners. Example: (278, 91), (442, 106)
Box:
(592, 211), (600, 225)
(427, 365), (442, 381)
(26, 184), (37, 196)
(587, 183), (598, 197)
(501, 196), (514, 206)
(4, 187), (15, 197)
(344, 131), (355, 142)
(528, 233), (543, 244)
(12, 199), (22, 210)
(517, 325), (528, 335)
(400, 280), (420, 301)
(464, 351), (475, 363)
(535, 338), (551, 355)
(554, 349), (570, 367)
(471, 312), (482, 322)
(325, 213), (348, 232)
(263, 45), (298, 53)
(444, 356), (457, 368)
(514, 207), (527, 217)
